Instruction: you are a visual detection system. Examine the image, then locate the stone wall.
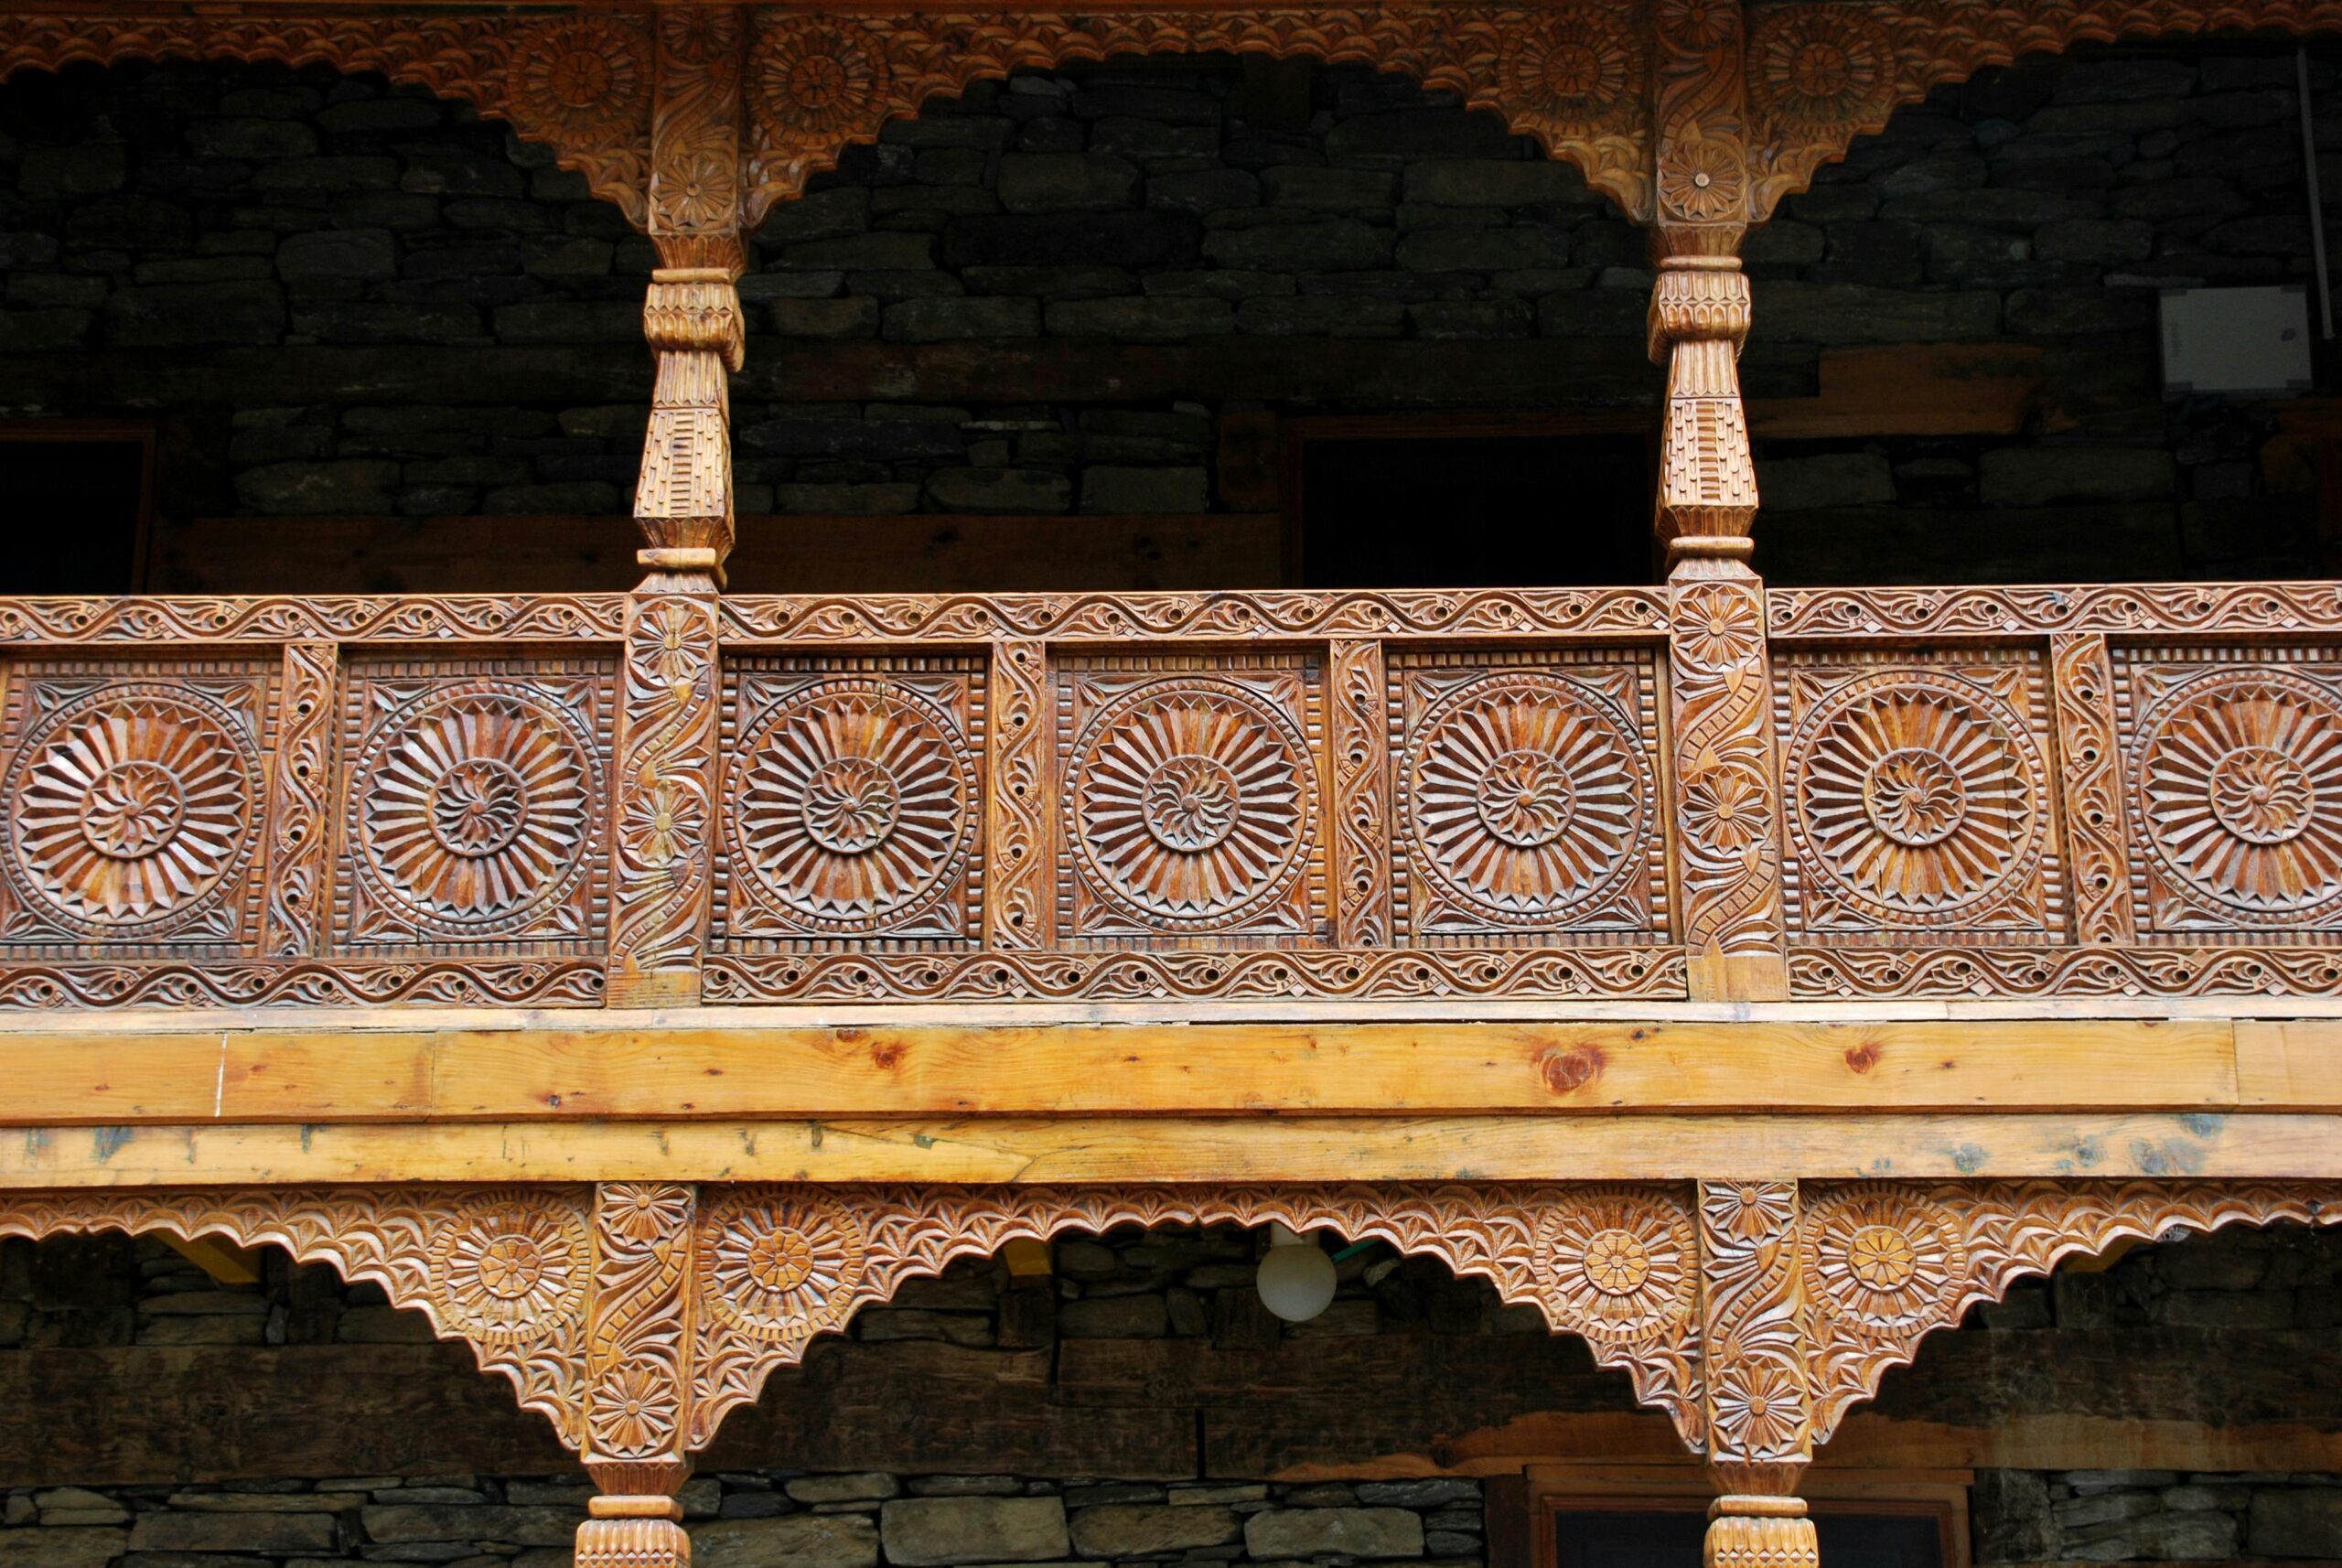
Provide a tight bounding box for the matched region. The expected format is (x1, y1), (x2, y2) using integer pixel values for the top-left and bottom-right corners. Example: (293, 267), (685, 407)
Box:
(0, 43), (2337, 588)
(4, 1219), (2342, 1566)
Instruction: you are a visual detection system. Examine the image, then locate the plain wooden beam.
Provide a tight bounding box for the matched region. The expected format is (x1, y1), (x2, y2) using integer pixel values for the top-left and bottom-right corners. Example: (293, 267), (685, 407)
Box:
(5, 1111), (2337, 1186)
(0, 1017), (2253, 1125)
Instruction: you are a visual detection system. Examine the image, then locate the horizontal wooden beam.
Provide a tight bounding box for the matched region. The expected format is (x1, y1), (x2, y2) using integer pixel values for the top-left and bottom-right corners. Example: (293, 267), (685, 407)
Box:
(5, 1110), (2337, 1186)
(0, 1015), (2294, 1126)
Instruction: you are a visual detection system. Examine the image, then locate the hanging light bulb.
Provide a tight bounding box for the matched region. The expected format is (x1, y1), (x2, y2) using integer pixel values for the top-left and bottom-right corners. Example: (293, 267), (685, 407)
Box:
(1255, 1222), (1337, 1323)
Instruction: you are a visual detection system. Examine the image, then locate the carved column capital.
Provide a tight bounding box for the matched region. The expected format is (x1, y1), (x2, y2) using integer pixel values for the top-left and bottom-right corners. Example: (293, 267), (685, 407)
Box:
(644, 266), (747, 372)
(1647, 256), (1750, 362)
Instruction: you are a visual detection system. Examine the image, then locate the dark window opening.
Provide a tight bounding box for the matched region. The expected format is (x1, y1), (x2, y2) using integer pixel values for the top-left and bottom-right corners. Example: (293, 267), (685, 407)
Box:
(1295, 426), (1654, 588)
(0, 428), (153, 595)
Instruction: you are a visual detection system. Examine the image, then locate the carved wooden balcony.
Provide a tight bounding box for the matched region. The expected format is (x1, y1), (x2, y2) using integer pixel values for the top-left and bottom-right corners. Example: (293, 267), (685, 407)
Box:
(0, 579), (2337, 1011)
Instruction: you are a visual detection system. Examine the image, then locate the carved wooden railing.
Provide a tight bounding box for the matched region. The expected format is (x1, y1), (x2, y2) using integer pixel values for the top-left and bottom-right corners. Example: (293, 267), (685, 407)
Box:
(1, 579), (2338, 1009)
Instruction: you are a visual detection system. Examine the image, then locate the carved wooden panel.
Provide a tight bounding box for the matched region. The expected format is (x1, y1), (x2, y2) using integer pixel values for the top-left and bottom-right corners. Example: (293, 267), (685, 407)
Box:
(1056, 654), (1325, 946)
(985, 640), (1050, 950)
(337, 658), (614, 953)
(260, 643), (338, 960)
(2051, 634), (2135, 946)
(1329, 640), (1392, 949)
(0, 658), (275, 956)
(1699, 1180), (1809, 1470)
(607, 596), (721, 1005)
(1390, 649), (1663, 943)
(1668, 571), (1787, 995)
(1776, 649), (2063, 942)
(714, 654), (985, 949)
(2114, 645), (2342, 941)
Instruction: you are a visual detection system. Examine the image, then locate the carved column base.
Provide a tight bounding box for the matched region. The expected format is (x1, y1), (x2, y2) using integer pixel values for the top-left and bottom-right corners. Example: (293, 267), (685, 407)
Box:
(1705, 1496), (1818, 1568)
(580, 1462), (692, 1568)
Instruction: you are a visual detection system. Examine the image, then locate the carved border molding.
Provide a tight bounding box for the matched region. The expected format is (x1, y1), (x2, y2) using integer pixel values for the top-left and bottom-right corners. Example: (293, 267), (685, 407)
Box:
(1768, 584), (2342, 642)
(0, 958), (607, 1008)
(1788, 944), (2342, 997)
(718, 589), (1672, 645)
(701, 945), (1689, 1002)
(0, 596), (630, 646)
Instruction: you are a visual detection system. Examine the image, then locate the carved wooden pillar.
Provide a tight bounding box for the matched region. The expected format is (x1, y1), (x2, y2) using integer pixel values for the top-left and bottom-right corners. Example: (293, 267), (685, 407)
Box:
(577, 1182), (700, 1568)
(1698, 1180), (1819, 1568)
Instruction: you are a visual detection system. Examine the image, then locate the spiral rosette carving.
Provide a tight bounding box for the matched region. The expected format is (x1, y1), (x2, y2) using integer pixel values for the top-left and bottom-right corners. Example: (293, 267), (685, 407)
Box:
(4, 683), (263, 940)
(1403, 671), (1652, 930)
(1787, 671), (2047, 931)
(699, 1189), (869, 1349)
(726, 679), (978, 938)
(1067, 677), (1316, 932)
(1536, 1189), (1698, 1345)
(349, 682), (604, 940)
(424, 1190), (593, 1348)
(2133, 669), (2342, 928)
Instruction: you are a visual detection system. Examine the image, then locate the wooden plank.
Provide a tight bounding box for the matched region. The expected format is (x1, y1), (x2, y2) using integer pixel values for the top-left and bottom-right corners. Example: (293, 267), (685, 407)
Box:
(1748, 344), (2042, 438)
(2236, 1020), (2342, 1108)
(0, 1017), (2249, 1125)
(6, 1111), (2337, 1186)
(163, 512), (1283, 596)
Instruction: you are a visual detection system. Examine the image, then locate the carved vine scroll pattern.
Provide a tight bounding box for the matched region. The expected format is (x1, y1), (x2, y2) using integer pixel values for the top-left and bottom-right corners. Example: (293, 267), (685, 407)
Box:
(1801, 1179), (2342, 1445)
(606, 596), (722, 1006)
(0, 1186), (595, 1451)
(682, 1183), (1708, 1452)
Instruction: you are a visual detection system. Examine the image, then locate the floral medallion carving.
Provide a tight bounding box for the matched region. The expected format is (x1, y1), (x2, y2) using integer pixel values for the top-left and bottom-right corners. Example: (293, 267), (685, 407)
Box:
(2130, 667), (2342, 929)
(1659, 127), (1746, 224)
(725, 678), (978, 939)
(1505, 6), (1643, 123)
(1749, 8), (1892, 128)
(1656, 0), (1740, 51)
(1396, 663), (1658, 936)
(698, 1189), (869, 1349)
(2, 682), (263, 941)
(427, 1189), (593, 1348)
(342, 668), (609, 947)
(1063, 670), (1318, 938)
(510, 18), (652, 142)
(1804, 1185), (1965, 1335)
(1782, 663), (2054, 935)
(749, 17), (887, 139)
(1536, 1190), (1697, 1343)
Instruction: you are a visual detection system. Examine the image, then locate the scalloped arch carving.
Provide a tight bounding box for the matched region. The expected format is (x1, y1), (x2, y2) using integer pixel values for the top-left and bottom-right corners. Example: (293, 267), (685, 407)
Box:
(1746, 0), (2342, 219)
(739, 8), (1654, 226)
(0, 1185), (595, 1450)
(1801, 1178), (2342, 1445)
(684, 1182), (1706, 1451)
(0, 14), (652, 226)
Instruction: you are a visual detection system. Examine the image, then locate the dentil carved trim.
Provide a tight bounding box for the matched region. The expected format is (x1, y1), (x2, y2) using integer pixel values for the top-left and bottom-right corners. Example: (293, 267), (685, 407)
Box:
(0, 1186), (595, 1451)
(1801, 1178), (2342, 1444)
(682, 1182), (1707, 1452)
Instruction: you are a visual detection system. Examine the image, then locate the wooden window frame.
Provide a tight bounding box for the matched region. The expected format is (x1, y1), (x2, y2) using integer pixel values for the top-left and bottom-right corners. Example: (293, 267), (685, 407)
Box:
(0, 419), (162, 592)
(1490, 1467), (1972, 1568)
(1275, 411), (1663, 586)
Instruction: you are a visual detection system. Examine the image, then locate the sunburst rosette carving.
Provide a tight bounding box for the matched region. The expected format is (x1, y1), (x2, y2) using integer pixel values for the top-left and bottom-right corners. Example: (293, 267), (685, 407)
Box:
(2130, 667), (2342, 930)
(508, 17), (651, 144)
(700, 1189), (870, 1351)
(1065, 672), (1317, 937)
(1748, 7), (1893, 131)
(1399, 668), (1655, 935)
(424, 1189), (592, 1349)
(1, 680), (264, 943)
(1784, 666), (2051, 935)
(1805, 1185), (1966, 1336)
(749, 17), (888, 143)
(1503, 5), (1644, 126)
(1536, 1190), (1697, 1348)
(343, 674), (607, 946)
(723, 675), (980, 941)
